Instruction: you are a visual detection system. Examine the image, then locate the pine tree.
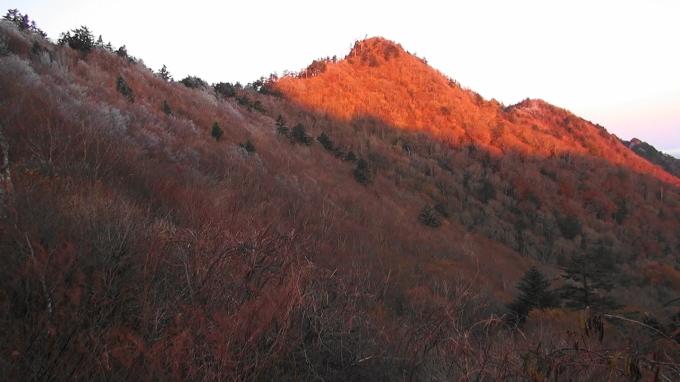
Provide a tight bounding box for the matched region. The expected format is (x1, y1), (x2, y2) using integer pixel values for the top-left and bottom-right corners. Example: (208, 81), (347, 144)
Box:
(162, 100), (172, 115)
(353, 158), (372, 185)
(317, 132), (335, 151)
(291, 123), (312, 145)
(214, 82), (236, 98)
(252, 100), (266, 113)
(557, 215), (582, 240)
(58, 26), (94, 53)
(275, 115), (288, 137)
(211, 122), (223, 142)
(240, 140), (256, 153)
(157, 65), (173, 81)
(116, 76), (134, 102)
(559, 240), (621, 312)
(418, 204), (441, 228)
(507, 265), (559, 323)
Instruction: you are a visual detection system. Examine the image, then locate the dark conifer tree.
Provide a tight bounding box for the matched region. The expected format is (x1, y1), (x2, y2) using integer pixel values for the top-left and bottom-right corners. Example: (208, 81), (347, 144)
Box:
(353, 158), (372, 185)
(58, 26), (94, 53)
(559, 241), (621, 312)
(240, 140), (256, 153)
(211, 122), (224, 141)
(418, 204), (441, 228)
(317, 132), (335, 151)
(275, 116), (289, 137)
(557, 215), (582, 240)
(116, 76), (134, 102)
(158, 65), (173, 81)
(214, 82), (236, 98)
(507, 265), (559, 323)
(291, 123), (312, 145)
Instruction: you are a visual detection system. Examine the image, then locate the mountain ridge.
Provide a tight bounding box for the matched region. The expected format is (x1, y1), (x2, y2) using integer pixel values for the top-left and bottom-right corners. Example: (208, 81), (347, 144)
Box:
(275, 37), (680, 187)
(623, 137), (680, 179)
(1, 19), (680, 380)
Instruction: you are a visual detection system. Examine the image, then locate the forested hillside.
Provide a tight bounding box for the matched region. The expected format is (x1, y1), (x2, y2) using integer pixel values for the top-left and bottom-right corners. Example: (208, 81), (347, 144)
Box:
(1, 13), (679, 381)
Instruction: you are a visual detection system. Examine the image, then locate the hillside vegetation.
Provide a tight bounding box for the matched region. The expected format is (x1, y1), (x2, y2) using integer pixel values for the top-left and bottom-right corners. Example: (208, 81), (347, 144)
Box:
(1, 15), (680, 380)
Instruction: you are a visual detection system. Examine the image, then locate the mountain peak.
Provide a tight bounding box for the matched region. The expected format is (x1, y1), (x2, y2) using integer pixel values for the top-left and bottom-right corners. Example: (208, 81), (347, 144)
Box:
(345, 36), (409, 67)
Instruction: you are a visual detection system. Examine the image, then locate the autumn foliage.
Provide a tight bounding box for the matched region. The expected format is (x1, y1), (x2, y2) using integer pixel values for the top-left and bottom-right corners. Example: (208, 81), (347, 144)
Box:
(1, 18), (680, 380)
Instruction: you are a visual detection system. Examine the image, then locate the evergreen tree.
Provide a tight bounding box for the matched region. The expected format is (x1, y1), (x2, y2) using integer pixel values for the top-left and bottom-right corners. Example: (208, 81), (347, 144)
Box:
(291, 123), (312, 145)
(162, 100), (172, 115)
(344, 151), (357, 162)
(211, 122), (223, 142)
(353, 158), (372, 185)
(240, 140), (256, 153)
(116, 76), (134, 102)
(180, 75), (207, 89)
(557, 215), (582, 240)
(507, 265), (559, 323)
(275, 115), (289, 137)
(116, 45), (128, 58)
(252, 100), (266, 113)
(559, 240), (621, 312)
(4, 9), (46, 37)
(58, 26), (94, 53)
(214, 82), (236, 98)
(418, 204), (441, 228)
(317, 132), (335, 151)
(157, 65), (173, 81)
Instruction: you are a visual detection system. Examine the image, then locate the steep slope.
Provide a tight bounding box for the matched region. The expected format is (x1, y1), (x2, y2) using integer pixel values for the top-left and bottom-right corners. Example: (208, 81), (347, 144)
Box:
(0, 20), (533, 381)
(273, 37), (680, 311)
(1, 18), (680, 380)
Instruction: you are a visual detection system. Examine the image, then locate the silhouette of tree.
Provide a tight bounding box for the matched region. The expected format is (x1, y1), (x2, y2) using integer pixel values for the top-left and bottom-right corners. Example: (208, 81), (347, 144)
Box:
(317, 132), (335, 151)
(557, 215), (582, 240)
(211, 122), (223, 141)
(275, 115), (289, 137)
(4, 9), (46, 37)
(180, 75), (207, 89)
(291, 123), (312, 145)
(353, 158), (372, 185)
(116, 76), (134, 102)
(507, 265), (559, 323)
(559, 241), (621, 312)
(58, 26), (94, 53)
(214, 82), (236, 98)
(157, 65), (173, 81)
(419, 204), (441, 227)
(162, 100), (172, 115)
(240, 140), (256, 153)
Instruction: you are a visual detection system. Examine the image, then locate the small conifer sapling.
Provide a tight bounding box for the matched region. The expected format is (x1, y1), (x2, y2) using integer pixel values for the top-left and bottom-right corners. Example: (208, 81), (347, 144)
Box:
(211, 122), (224, 141)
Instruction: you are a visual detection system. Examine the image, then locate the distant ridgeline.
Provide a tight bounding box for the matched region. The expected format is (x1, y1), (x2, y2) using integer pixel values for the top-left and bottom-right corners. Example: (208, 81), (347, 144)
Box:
(622, 137), (680, 179)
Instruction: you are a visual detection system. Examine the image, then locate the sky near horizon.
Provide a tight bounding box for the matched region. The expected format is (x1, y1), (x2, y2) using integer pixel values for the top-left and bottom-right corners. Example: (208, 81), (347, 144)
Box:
(7, 0), (680, 156)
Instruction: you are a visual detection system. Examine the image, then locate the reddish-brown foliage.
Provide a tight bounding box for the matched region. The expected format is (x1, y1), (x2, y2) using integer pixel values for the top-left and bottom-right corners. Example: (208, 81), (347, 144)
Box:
(1, 22), (679, 380)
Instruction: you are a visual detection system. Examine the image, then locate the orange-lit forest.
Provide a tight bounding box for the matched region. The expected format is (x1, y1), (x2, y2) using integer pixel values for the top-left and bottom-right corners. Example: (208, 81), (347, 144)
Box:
(1, 13), (680, 381)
